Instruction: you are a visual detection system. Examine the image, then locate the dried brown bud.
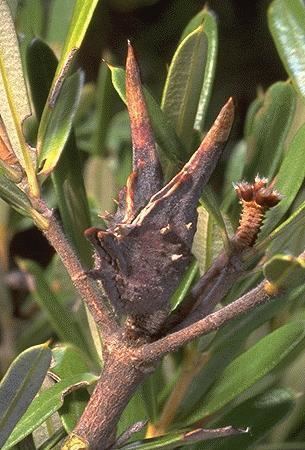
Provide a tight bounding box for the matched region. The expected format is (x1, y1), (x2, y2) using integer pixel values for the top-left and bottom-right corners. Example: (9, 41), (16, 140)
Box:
(233, 176), (281, 248)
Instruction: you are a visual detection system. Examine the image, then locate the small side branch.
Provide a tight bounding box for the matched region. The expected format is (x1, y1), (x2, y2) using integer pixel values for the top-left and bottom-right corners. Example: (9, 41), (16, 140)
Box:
(139, 281), (272, 362)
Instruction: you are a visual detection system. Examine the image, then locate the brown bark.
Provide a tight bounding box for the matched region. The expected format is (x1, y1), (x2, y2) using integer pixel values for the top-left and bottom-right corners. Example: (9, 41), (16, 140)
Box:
(73, 345), (154, 449)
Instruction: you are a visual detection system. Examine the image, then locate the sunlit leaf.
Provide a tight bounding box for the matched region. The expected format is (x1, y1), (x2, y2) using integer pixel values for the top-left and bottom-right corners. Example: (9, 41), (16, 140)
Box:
(180, 7), (218, 132)
(3, 372), (98, 449)
(259, 122), (305, 239)
(185, 321), (305, 424)
(38, 71), (84, 176)
(268, 0), (305, 98)
(201, 388), (295, 450)
(243, 81), (296, 181)
(0, 0), (38, 194)
(120, 426), (246, 449)
(264, 254), (305, 289)
(0, 343), (51, 448)
(162, 26), (208, 150)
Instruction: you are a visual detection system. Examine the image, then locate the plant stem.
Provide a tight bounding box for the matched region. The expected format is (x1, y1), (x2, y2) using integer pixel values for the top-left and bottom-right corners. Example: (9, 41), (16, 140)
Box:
(140, 281), (272, 362)
(71, 348), (153, 449)
(43, 208), (119, 340)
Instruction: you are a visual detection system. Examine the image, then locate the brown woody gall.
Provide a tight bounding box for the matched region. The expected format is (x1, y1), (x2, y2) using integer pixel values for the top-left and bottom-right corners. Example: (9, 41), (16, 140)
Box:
(85, 44), (234, 338)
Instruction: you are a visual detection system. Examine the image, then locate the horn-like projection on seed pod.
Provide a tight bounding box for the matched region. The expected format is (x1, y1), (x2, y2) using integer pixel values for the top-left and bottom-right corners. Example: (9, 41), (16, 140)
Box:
(85, 43), (234, 338)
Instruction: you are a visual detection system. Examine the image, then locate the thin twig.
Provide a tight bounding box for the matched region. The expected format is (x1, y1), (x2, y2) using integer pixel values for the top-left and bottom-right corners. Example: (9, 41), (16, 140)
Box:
(138, 281), (272, 362)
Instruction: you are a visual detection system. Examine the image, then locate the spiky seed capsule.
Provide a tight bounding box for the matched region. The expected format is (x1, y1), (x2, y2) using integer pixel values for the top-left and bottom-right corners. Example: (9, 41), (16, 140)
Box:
(233, 177), (281, 248)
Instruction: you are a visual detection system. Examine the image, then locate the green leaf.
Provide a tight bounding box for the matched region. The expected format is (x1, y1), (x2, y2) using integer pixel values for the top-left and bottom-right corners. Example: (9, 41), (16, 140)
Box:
(15, 0), (43, 65)
(120, 427), (246, 449)
(185, 321), (305, 424)
(0, 343), (51, 448)
(0, 0), (38, 194)
(180, 8), (218, 132)
(201, 388), (295, 450)
(51, 344), (91, 432)
(117, 389), (148, 441)
(140, 365), (165, 423)
(46, 0), (76, 48)
(0, 171), (48, 228)
(0, 172), (31, 214)
(221, 140), (247, 214)
(264, 254), (305, 289)
(36, 0), (99, 179)
(243, 82), (296, 180)
(259, 122), (305, 239)
(161, 26), (208, 150)
(108, 64), (185, 166)
(256, 199), (305, 253)
(244, 94), (264, 138)
(38, 71), (84, 176)
(268, 0), (305, 99)
(200, 186), (231, 251)
(245, 81), (296, 180)
(52, 132), (92, 265)
(26, 39), (58, 120)
(3, 372), (98, 449)
(91, 61), (117, 156)
(193, 207), (220, 274)
(170, 260), (198, 309)
(54, 0), (99, 84)
(18, 259), (89, 354)
(26, 37), (92, 264)
(51, 344), (92, 378)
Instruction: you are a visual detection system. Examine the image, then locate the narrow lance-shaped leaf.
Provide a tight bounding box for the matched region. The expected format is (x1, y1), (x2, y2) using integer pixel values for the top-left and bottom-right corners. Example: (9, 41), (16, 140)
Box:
(18, 259), (90, 355)
(243, 81), (296, 181)
(161, 26), (208, 150)
(0, 0), (38, 194)
(52, 0), (99, 92)
(0, 343), (52, 448)
(37, 0), (99, 172)
(0, 171), (48, 229)
(119, 426), (247, 450)
(26, 37), (92, 264)
(185, 321), (305, 425)
(51, 345), (91, 432)
(38, 70), (84, 176)
(26, 39), (58, 120)
(264, 254), (305, 290)
(203, 388), (295, 450)
(259, 122), (305, 239)
(268, 0), (305, 99)
(180, 7), (218, 133)
(3, 372), (98, 449)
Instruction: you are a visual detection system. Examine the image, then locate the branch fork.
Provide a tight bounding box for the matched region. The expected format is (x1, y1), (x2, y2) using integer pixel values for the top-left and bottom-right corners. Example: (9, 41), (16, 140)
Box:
(42, 44), (283, 449)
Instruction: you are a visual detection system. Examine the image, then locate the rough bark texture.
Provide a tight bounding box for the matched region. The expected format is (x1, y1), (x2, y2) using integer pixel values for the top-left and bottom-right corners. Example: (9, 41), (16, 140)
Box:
(73, 344), (154, 449)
